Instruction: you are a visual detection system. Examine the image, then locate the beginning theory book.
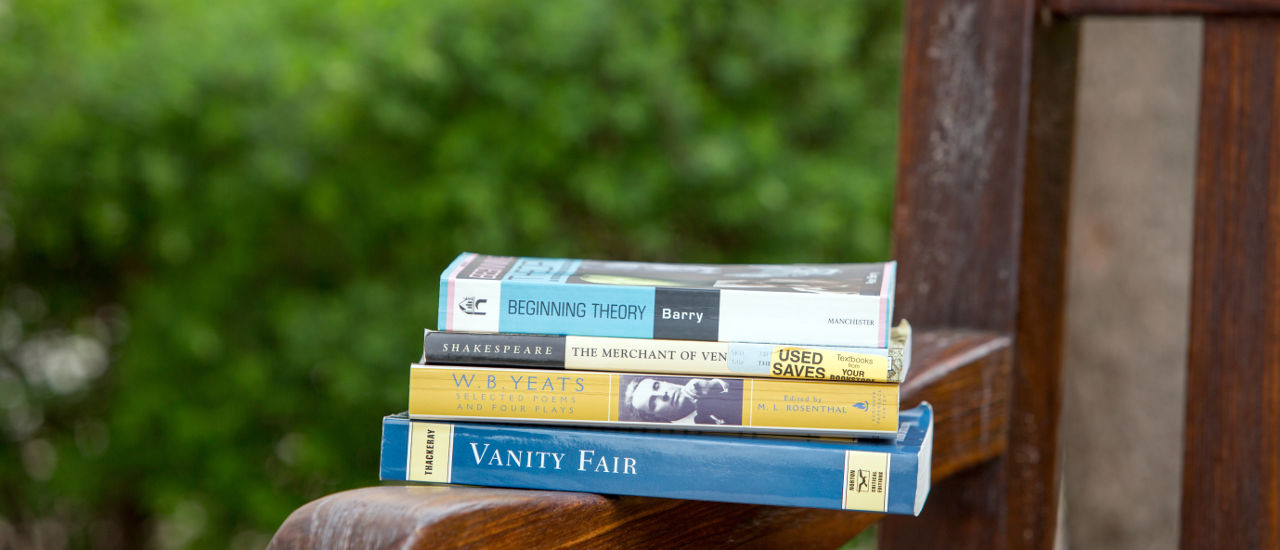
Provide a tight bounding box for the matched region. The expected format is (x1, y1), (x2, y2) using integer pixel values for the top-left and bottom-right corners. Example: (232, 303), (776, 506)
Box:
(439, 253), (896, 347)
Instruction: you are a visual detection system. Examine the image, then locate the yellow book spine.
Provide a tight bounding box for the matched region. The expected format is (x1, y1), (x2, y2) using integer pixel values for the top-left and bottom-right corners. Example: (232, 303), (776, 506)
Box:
(409, 364), (898, 437)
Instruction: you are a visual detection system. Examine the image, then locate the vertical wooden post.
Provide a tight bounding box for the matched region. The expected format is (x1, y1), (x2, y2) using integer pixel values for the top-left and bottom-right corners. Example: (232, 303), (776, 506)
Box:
(1181, 17), (1280, 550)
(884, 1), (1079, 548)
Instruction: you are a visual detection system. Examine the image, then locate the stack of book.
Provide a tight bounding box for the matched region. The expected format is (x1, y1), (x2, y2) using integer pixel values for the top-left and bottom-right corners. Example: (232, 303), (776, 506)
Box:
(380, 253), (932, 515)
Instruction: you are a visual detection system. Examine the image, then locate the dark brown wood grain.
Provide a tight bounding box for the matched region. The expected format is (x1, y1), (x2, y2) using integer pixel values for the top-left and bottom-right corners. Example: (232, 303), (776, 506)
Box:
(884, 1), (1077, 549)
(901, 330), (1012, 482)
(266, 486), (882, 550)
(891, 0), (1034, 333)
(1180, 17), (1280, 550)
(267, 329), (1011, 550)
(1006, 13), (1078, 550)
(1050, 0), (1280, 15)
(882, 459), (1005, 550)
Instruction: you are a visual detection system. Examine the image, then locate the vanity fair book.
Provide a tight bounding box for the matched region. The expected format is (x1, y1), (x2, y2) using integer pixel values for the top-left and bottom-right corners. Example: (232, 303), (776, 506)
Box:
(380, 404), (933, 514)
(439, 253), (896, 348)
(409, 364), (899, 438)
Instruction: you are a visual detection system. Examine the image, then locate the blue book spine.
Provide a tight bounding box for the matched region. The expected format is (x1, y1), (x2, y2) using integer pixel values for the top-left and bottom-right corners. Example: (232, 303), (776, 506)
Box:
(380, 403), (933, 515)
(439, 252), (896, 347)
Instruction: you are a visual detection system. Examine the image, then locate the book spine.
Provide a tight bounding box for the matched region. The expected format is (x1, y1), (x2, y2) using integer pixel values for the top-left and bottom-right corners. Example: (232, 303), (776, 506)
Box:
(379, 404), (933, 514)
(424, 331), (569, 369)
(423, 330), (905, 383)
(408, 364), (899, 438)
(439, 253), (892, 347)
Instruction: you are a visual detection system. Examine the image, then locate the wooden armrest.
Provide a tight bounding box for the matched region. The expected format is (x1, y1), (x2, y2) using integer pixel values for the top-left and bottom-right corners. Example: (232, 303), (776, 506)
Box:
(268, 329), (1011, 549)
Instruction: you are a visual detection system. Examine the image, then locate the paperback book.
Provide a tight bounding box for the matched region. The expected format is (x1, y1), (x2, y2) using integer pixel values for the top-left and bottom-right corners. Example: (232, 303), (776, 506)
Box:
(421, 320), (912, 384)
(380, 403), (933, 514)
(409, 364), (899, 438)
(439, 253), (896, 347)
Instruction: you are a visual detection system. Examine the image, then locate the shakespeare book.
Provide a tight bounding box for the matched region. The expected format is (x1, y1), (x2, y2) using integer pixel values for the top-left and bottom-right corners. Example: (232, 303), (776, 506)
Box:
(421, 320), (912, 384)
(439, 253), (896, 347)
(409, 364), (899, 438)
(380, 403), (933, 514)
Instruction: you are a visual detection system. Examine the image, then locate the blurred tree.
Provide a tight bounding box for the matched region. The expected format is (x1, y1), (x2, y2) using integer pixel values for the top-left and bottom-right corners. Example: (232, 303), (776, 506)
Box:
(0, 0), (900, 547)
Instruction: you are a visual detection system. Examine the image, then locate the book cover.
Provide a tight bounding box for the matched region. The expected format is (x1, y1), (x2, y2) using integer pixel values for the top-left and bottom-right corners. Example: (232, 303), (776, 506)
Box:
(409, 364), (899, 438)
(439, 253), (896, 347)
(380, 403), (933, 514)
(421, 320), (913, 384)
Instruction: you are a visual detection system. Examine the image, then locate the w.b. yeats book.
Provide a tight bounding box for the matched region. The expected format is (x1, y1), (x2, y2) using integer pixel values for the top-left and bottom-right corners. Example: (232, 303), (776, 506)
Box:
(421, 320), (913, 384)
(380, 403), (933, 514)
(409, 364), (899, 438)
(439, 253), (896, 347)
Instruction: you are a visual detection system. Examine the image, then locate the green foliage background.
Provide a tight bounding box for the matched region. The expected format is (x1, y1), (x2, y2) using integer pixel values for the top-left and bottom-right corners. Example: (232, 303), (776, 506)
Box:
(0, 0), (900, 547)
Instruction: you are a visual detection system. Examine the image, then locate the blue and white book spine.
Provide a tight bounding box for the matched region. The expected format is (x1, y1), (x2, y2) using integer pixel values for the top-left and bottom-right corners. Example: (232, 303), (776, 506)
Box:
(439, 253), (896, 347)
(380, 403), (933, 515)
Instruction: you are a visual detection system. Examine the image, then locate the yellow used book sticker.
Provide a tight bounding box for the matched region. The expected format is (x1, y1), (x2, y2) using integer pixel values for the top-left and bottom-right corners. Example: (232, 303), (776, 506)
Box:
(769, 347), (890, 382)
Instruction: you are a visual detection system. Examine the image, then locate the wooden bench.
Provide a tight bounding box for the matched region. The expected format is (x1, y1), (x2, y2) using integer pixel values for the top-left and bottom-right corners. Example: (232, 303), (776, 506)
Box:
(270, 1), (1280, 548)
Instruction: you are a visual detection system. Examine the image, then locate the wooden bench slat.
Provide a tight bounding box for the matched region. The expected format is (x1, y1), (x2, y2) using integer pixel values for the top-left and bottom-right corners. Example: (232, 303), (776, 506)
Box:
(1050, 0), (1280, 16)
(884, 1), (1078, 549)
(1181, 17), (1280, 550)
(267, 329), (1010, 550)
